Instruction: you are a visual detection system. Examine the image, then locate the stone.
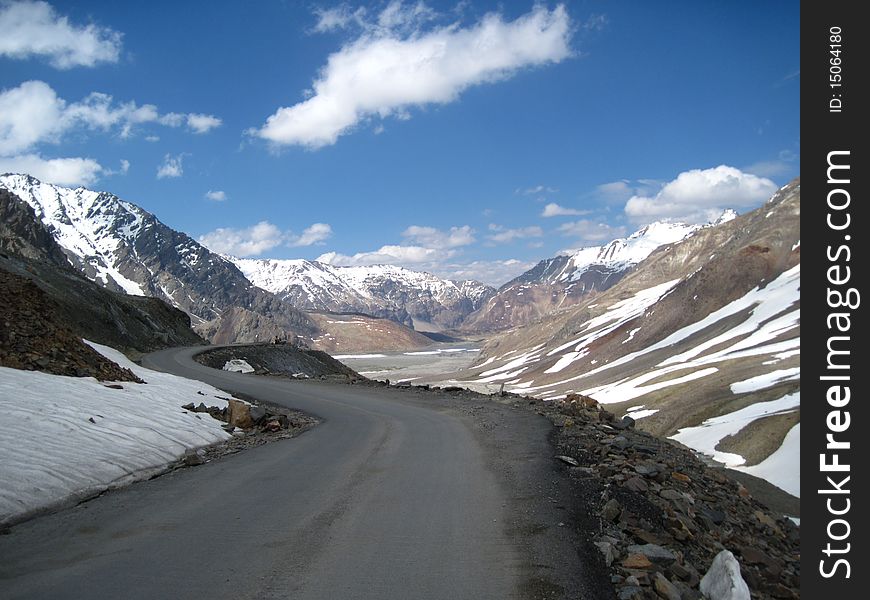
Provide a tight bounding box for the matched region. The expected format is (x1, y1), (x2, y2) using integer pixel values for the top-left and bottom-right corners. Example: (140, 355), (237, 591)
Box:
(653, 573), (681, 600)
(699, 550), (751, 600)
(622, 554), (653, 569)
(612, 435), (631, 451)
(613, 415), (636, 430)
(183, 450), (203, 466)
(249, 405), (267, 423)
(227, 399), (254, 429)
(617, 586), (644, 600)
(635, 463), (659, 477)
(182, 402), (195, 410)
(660, 489), (684, 502)
(671, 472), (691, 484)
(595, 541), (617, 566)
(627, 544), (676, 565)
(555, 455), (580, 467)
(701, 507), (727, 525)
(738, 546), (771, 566)
(602, 498), (622, 522)
(624, 476), (649, 493)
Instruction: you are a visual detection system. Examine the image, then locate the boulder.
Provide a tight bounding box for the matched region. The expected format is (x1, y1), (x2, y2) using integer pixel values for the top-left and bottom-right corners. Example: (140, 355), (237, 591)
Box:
(627, 543), (676, 565)
(227, 399), (254, 429)
(653, 573), (681, 600)
(699, 550), (751, 600)
(249, 405), (267, 423)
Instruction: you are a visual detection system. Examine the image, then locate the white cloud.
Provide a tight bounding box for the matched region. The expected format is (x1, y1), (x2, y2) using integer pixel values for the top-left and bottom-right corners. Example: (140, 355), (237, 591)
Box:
(205, 190), (226, 201)
(0, 80), (65, 155)
(198, 221), (285, 257)
(486, 224), (543, 244)
(557, 220), (626, 243)
(290, 222), (333, 247)
(254, 4), (572, 148)
(401, 224), (475, 248)
(0, 0), (122, 69)
(0, 153), (103, 186)
(541, 202), (586, 217)
(317, 244), (448, 267)
(199, 221), (334, 255)
(624, 165), (778, 224)
(0, 80), (222, 157)
(145, 135), (160, 142)
(156, 154), (184, 179)
(186, 113), (222, 134)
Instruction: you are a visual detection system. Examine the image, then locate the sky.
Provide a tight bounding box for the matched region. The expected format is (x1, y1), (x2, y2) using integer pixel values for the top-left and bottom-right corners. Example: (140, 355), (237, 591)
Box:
(0, 0), (800, 286)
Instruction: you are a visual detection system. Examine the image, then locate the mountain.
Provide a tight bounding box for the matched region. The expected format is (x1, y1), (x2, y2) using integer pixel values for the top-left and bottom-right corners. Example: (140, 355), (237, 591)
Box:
(1, 188), (205, 356)
(461, 218), (716, 333)
(443, 180), (800, 494)
(0, 174), (433, 351)
(230, 258), (495, 331)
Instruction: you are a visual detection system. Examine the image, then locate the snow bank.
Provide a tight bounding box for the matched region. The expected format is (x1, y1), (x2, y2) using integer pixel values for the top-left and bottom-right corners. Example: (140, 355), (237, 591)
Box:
(0, 341), (234, 526)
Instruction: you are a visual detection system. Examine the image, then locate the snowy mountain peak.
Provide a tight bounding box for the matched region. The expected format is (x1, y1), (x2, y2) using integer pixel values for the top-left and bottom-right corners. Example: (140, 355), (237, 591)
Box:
(0, 174), (149, 295)
(229, 256), (495, 330)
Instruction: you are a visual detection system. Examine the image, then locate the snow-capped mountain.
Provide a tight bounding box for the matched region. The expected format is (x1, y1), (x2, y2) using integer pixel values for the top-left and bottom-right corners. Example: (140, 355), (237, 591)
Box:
(444, 180), (800, 496)
(461, 217), (715, 332)
(230, 257), (496, 331)
(0, 173), (317, 341)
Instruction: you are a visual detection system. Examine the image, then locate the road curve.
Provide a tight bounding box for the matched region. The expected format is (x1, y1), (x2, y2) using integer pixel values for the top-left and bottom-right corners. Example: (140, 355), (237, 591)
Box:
(0, 346), (534, 599)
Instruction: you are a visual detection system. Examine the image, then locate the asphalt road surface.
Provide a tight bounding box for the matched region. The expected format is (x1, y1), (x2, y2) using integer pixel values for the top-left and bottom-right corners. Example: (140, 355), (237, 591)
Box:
(0, 346), (592, 599)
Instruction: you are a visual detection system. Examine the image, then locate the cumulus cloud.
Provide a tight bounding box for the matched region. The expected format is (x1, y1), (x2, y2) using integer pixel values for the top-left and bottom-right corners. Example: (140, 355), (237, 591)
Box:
(186, 113), (222, 134)
(0, 0), (122, 69)
(290, 222), (333, 247)
(557, 220), (626, 243)
(0, 80), (222, 155)
(0, 153), (103, 186)
(486, 224), (543, 244)
(624, 165), (778, 224)
(254, 3), (572, 148)
(401, 224), (475, 248)
(541, 202), (587, 217)
(317, 244), (449, 267)
(198, 221), (285, 257)
(198, 221), (334, 256)
(205, 190), (226, 201)
(156, 154), (183, 179)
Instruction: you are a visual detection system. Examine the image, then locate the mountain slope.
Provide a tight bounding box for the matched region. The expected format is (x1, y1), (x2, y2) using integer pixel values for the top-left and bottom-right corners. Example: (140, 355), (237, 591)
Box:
(1, 188), (205, 355)
(231, 258), (495, 331)
(461, 219), (712, 332)
(445, 180), (800, 492)
(0, 174), (320, 344)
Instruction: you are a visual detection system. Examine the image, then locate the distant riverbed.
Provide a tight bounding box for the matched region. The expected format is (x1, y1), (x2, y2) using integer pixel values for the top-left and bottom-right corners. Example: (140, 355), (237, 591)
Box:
(332, 343), (481, 384)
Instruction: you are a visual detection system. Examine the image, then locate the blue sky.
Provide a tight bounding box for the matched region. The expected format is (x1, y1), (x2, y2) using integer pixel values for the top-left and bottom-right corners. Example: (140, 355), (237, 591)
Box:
(0, 0), (799, 285)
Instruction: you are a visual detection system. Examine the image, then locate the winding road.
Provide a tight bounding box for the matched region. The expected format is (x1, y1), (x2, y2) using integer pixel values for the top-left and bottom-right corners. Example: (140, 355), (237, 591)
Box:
(0, 347), (591, 599)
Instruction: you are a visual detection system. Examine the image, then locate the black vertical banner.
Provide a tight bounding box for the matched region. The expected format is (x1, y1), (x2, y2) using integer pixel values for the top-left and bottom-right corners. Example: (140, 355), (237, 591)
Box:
(802, 1), (866, 596)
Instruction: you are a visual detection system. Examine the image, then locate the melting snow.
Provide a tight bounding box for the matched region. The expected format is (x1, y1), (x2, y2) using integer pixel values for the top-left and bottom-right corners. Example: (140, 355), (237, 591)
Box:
(735, 423), (800, 497)
(0, 341), (235, 526)
(730, 368), (800, 394)
(669, 392), (800, 470)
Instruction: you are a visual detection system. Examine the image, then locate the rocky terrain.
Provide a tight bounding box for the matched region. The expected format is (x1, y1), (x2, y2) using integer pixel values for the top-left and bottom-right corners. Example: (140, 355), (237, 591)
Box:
(231, 257), (495, 331)
(542, 393), (799, 600)
(0, 269), (142, 381)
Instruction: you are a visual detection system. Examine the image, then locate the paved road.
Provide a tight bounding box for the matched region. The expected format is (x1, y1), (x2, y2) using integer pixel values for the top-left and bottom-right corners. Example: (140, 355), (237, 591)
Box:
(0, 347), (533, 599)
